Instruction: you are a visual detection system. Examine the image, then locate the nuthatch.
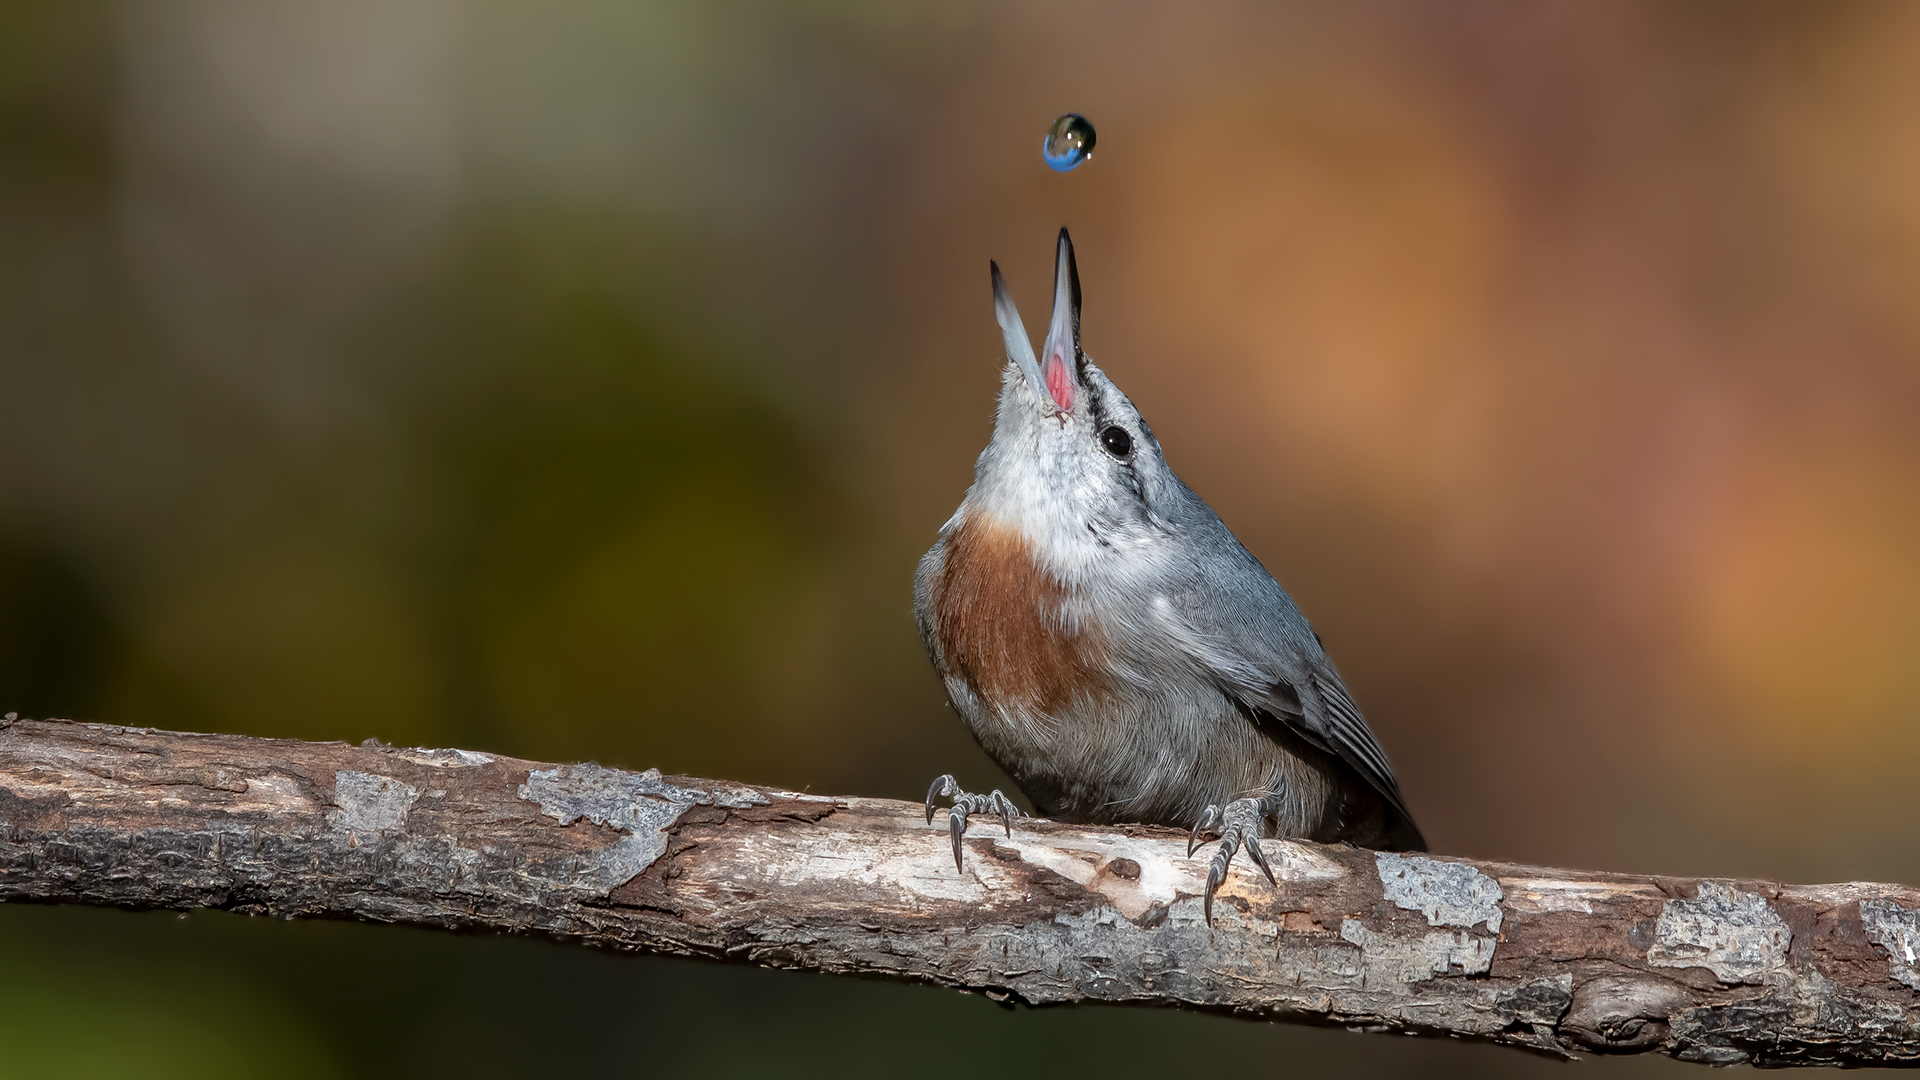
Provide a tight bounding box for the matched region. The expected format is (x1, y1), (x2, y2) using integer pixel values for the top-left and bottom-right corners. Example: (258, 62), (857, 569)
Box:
(916, 229), (1424, 922)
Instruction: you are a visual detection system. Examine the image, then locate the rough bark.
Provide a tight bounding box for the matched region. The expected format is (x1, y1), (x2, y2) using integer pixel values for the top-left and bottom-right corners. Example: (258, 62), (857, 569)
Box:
(2, 718), (1919, 1067)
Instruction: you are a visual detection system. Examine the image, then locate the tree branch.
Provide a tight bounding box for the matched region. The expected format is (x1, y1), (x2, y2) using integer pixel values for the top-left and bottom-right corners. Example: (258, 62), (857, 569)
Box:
(1, 718), (1917, 1066)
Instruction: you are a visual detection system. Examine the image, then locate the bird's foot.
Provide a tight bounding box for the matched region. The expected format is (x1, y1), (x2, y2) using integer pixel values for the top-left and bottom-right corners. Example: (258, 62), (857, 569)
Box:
(924, 774), (1020, 872)
(1187, 795), (1280, 926)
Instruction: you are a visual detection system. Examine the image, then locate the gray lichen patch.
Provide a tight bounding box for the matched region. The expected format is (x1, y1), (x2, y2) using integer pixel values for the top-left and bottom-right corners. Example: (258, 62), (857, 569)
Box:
(1340, 919), (1498, 979)
(328, 771), (419, 840)
(522, 764), (772, 823)
(682, 778), (771, 811)
(1647, 881), (1789, 985)
(1859, 899), (1920, 990)
(516, 764), (771, 893)
(1374, 852), (1504, 933)
(1001, 901), (1562, 1049)
(522, 764), (700, 830)
(393, 747), (496, 768)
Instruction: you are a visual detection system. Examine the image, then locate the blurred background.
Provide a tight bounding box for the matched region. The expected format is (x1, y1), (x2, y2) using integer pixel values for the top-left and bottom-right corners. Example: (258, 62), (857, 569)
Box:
(3, 0), (1918, 1074)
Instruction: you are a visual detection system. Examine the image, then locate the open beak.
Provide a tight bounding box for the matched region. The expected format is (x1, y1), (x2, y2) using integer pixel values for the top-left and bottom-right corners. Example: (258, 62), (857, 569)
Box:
(990, 227), (1083, 417)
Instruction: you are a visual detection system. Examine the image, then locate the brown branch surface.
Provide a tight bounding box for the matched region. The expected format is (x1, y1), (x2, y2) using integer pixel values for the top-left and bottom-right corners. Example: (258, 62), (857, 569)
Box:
(2, 718), (1919, 1066)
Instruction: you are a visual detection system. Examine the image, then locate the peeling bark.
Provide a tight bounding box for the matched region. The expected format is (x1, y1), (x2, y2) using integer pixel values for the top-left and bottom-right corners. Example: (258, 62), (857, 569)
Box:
(2, 717), (1919, 1067)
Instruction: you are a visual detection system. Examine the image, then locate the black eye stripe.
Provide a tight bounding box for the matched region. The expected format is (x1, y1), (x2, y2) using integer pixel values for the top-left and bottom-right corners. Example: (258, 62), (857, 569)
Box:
(1099, 425), (1133, 459)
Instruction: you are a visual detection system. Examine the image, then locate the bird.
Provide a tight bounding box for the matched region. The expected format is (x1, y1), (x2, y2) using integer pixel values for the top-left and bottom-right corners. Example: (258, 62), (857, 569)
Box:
(914, 228), (1424, 923)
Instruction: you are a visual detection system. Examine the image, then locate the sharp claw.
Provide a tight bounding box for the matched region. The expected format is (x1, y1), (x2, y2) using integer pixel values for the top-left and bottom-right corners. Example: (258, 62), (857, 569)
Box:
(949, 807), (968, 872)
(1246, 835), (1276, 886)
(1188, 804), (1219, 857)
(927, 779), (1027, 874)
(925, 774), (954, 825)
(1206, 845), (1233, 927)
(1204, 857), (1226, 926)
(1188, 792), (1287, 923)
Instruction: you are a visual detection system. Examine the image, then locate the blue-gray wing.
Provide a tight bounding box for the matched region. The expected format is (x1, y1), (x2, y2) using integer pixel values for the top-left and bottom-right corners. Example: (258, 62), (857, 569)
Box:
(1171, 524), (1416, 823)
(1291, 665), (1413, 821)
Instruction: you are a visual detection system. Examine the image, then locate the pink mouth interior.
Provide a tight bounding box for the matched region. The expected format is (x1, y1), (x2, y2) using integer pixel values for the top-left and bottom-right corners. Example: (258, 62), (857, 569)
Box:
(1044, 351), (1075, 412)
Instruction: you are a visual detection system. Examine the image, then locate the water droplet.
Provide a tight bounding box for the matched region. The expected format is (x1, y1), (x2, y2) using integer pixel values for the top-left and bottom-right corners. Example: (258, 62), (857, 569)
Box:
(1042, 113), (1096, 172)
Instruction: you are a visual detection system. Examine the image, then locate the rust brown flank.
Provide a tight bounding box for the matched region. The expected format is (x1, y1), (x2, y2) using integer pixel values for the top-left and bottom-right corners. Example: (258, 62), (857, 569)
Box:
(934, 513), (1107, 714)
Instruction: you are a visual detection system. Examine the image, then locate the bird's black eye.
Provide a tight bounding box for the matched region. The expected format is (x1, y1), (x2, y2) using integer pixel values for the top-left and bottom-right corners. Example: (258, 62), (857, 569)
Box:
(1099, 425), (1133, 459)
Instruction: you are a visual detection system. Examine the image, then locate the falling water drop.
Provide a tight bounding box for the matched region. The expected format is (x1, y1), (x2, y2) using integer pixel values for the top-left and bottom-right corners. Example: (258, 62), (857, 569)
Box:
(1042, 113), (1096, 172)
